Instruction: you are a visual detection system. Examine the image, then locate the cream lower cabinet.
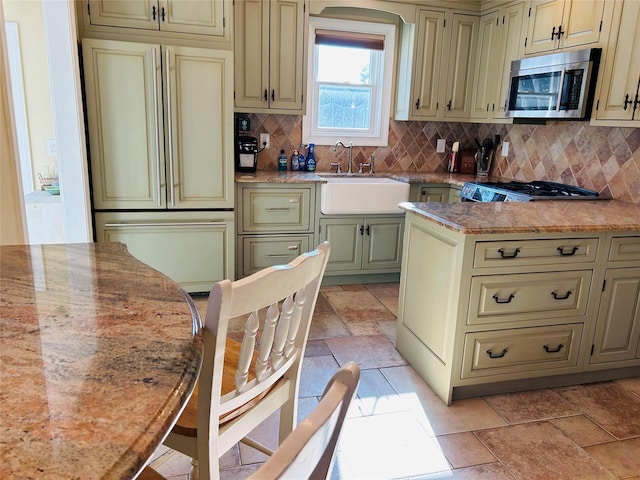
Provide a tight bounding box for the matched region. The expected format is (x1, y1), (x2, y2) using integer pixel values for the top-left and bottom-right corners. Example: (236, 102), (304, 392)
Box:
(236, 183), (316, 278)
(410, 8), (479, 120)
(395, 211), (639, 405)
(589, 236), (640, 366)
(318, 216), (404, 274)
(234, 0), (306, 113)
(95, 211), (234, 293)
(410, 184), (462, 203)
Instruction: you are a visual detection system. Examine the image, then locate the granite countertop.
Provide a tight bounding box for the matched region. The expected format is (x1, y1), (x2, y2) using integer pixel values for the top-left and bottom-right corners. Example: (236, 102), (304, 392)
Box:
(0, 243), (202, 479)
(234, 170), (492, 185)
(400, 200), (640, 234)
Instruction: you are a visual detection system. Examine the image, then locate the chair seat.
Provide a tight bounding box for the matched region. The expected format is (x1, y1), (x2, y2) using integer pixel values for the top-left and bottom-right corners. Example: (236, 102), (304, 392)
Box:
(171, 337), (273, 437)
(138, 466), (166, 480)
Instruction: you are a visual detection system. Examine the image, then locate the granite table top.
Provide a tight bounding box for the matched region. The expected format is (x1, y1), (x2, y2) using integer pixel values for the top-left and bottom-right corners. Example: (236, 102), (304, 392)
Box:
(400, 200), (640, 234)
(0, 243), (202, 479)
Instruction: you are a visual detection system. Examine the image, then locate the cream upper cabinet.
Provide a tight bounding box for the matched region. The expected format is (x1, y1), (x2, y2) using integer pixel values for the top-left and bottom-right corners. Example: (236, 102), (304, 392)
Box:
(86, 0), (225, 36)
(82, 39), (234, 210)
(593, 0), (640, 123)
(234, 0), (306, 113)
(471, 1), (527, 122)
(411, 8), (479, 121)
(524, 0), (609, 55)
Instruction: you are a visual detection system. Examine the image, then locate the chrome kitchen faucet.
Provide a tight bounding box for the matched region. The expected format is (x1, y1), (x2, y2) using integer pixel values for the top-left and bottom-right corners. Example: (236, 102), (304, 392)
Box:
(332, 141), (353, 174)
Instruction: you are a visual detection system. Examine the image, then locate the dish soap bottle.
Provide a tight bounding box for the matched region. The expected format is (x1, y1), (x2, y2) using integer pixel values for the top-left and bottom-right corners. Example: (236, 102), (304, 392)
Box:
(298, 144), (306, 171)
(306, 143), (316, 171)
(278, 149), (288, 171)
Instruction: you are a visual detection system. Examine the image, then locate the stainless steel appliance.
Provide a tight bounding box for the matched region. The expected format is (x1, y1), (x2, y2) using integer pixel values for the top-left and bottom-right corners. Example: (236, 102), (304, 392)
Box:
(506, 48), (601, 119)
(461, 180), (600, 202)
(236, 135), (259, 173)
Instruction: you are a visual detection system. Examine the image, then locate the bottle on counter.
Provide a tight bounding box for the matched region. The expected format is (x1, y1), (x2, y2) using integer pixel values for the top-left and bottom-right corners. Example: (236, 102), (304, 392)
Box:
(306, 143), (316, 171)
(298, 145), (306, 171)
(290, 149), (300, 171)
(278, 149), (288, 171)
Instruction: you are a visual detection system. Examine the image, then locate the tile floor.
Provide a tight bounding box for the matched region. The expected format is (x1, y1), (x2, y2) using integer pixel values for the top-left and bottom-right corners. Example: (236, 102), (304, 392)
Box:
(150, 283), (640, 480)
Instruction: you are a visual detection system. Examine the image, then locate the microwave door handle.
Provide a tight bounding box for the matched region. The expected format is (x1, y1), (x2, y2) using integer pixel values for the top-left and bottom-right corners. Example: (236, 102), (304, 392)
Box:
(556, 68), (566, 111)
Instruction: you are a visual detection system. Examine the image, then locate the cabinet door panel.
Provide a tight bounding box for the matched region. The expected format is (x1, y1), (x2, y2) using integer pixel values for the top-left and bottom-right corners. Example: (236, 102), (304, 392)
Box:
(234, 0), (269, 109)
(364, 218), (404, 271)
(525, 0), (565, 54)
(318, 218), (362, 272)
(412, 10), (445, 119)
(166, 47), (233, 209)
(494, 1), (526, 118)
(83, 39), (165, 210)
(444, 14), (479, 119)
(595, 0), (640, 121)
(269, 0), (305, 110)
(560, 0), (605, 49)
(160, 0), (224, 35)
(87, 0), (158, 29)
(471, 11), (501, 120)
(591, 268), (640, 364)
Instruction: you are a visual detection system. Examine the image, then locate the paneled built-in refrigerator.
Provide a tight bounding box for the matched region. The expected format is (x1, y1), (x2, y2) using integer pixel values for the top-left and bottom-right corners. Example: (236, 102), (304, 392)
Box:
(82, 38), (235, 293)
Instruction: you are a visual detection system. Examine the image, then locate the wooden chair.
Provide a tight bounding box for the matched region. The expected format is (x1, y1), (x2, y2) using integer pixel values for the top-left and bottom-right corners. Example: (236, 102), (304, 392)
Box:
(247, 361), (360, 480)
(140, 361), (359, 480)
(162, 242), (331, 480)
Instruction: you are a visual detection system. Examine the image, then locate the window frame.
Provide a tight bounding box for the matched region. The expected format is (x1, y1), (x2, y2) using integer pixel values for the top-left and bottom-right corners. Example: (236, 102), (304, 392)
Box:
(302, 17), (396, 146)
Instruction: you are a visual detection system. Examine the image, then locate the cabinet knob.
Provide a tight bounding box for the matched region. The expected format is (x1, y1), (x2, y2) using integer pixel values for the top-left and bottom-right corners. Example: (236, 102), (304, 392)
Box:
(271, 89), (275, 102)
(160, 6), (166, 22)
(486, 348), (508, 359)
(623, 93), (633, 110)
(415, 98), (420, 109)
(152, 5), (157, 20)
(543, 344), (564, 353)
(446, 100), (452, 111)
(264, 90), (268, 102)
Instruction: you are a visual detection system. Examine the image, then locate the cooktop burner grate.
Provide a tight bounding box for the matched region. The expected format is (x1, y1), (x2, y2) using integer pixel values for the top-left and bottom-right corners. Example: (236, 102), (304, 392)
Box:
(461, 180), (600, 202)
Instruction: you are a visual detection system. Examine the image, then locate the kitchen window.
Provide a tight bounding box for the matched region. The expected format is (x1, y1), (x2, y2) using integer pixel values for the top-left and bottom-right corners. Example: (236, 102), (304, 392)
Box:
(302, 17), (395, 146)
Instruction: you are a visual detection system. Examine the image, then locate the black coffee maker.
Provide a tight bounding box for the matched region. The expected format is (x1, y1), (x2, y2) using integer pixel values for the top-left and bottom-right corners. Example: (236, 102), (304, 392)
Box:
(235, 135), (258, 173)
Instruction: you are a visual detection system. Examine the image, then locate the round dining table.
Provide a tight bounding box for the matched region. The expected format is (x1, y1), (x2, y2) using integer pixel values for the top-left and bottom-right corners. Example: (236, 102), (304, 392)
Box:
(0, 242), (203, 479)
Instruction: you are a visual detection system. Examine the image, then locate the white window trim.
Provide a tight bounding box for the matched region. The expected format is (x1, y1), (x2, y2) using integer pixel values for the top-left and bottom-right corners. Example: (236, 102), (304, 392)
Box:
(302, 17), (396, 147)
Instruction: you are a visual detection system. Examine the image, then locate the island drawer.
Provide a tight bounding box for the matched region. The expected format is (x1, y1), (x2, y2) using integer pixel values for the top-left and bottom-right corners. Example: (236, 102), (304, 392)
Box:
(608, 236), (640, 262)
(239, 186), (314, 233)
(461, 324), (583, 378)
(468, 270), (592, 325)
(473, 238), (599, 269)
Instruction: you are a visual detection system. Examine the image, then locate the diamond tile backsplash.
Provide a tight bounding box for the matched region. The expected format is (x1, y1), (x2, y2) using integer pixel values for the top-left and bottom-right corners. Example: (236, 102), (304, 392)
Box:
(239, 113), (640, 204)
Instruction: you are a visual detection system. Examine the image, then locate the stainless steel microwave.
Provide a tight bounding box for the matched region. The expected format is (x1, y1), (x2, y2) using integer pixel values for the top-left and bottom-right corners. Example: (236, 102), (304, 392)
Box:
(506, 48), (601, 120)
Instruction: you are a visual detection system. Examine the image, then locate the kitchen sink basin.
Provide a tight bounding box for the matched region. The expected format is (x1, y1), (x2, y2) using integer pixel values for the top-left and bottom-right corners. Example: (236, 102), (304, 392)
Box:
(319, 176), (410, 215)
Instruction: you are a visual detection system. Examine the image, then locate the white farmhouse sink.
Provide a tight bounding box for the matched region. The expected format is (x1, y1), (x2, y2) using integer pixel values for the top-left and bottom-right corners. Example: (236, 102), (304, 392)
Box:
(319, 176), (410, 215)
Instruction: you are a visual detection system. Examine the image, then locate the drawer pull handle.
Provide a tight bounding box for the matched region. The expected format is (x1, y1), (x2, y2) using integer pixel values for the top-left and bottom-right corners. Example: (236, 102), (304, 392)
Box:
(498, 247), (521, 258)
(493, 293), (515, 304)
(543, 343), (564, 353)
(265, 207), (291, 212)
(288, 245), (299, 251)
(486, 348), (508, 359)
(551, 290), (572, 300)
(557, 246), (578, 256)
(267, 254), (292, 258)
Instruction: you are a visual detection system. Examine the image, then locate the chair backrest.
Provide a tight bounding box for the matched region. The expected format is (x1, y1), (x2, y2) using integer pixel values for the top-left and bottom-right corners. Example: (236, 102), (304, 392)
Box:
(247, 361), (360, 480)
(197, 242), (331, 450)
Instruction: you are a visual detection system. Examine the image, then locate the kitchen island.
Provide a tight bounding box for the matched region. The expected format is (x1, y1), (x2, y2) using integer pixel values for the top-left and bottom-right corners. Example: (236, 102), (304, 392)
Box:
(0, 243), (202, 479)
(397, 200), (640, 405)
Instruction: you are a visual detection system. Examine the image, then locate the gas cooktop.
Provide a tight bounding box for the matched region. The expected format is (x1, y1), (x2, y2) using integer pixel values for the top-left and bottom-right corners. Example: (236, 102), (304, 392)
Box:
(460, 180), (600, 202)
